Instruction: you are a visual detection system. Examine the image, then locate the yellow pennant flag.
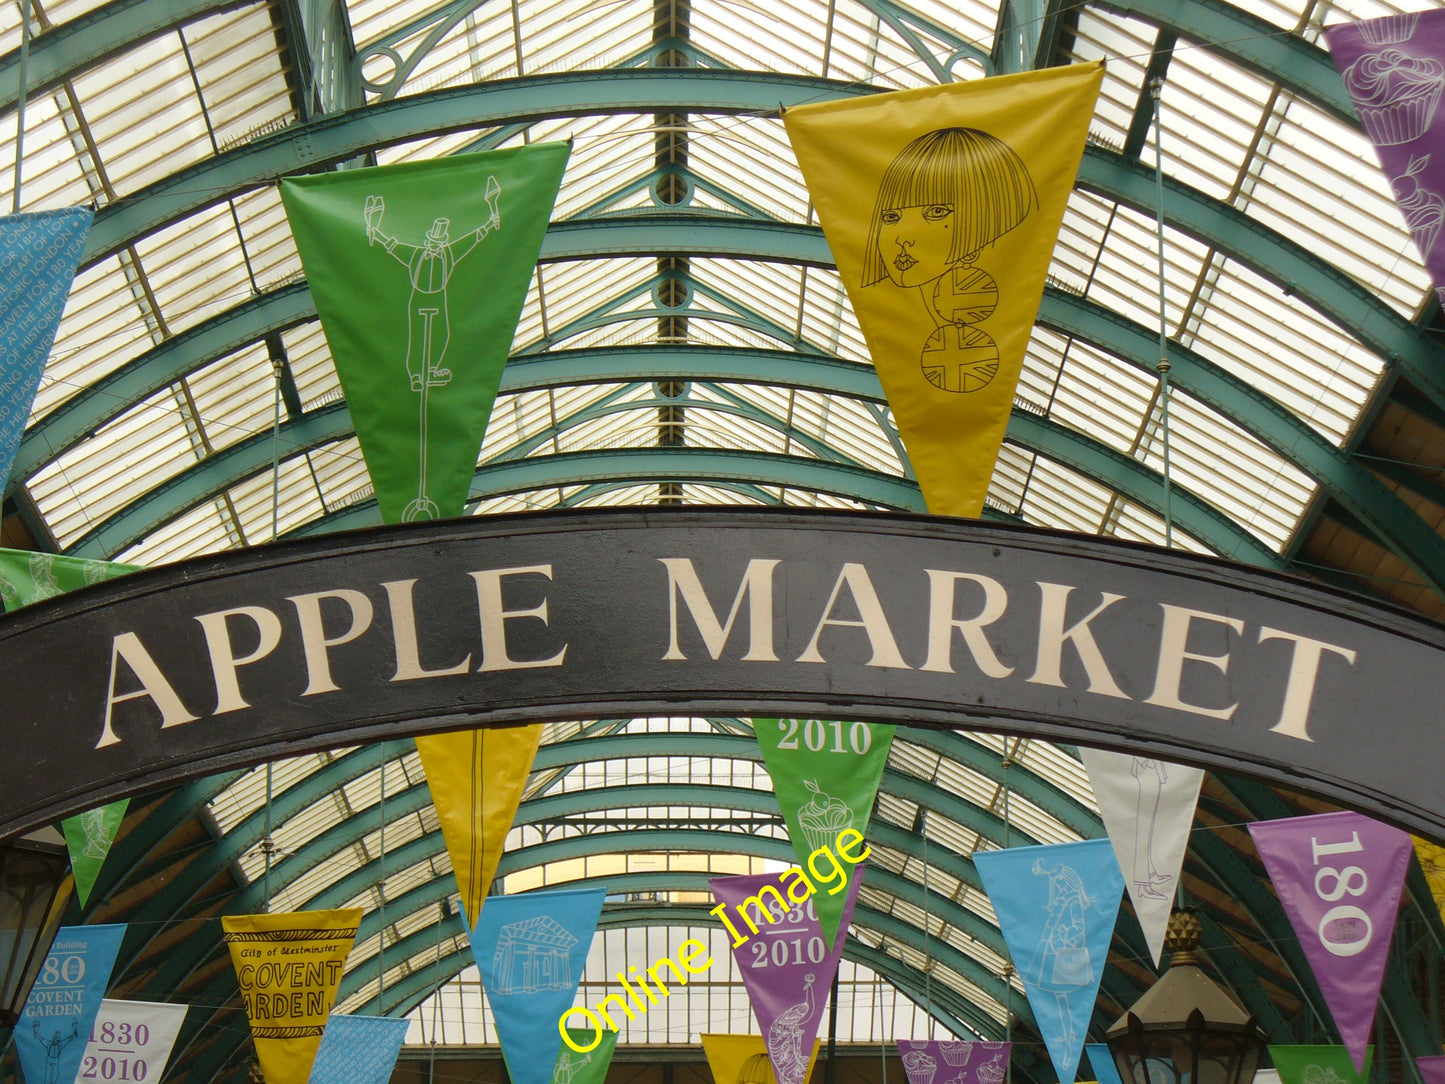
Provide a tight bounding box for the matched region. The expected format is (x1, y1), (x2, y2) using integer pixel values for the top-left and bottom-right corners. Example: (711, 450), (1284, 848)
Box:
(702, 1034), (821, 1084)
(784, 63), (1104, 516)
(222, 908), (361, 1084)
(414, 725), (543, 926)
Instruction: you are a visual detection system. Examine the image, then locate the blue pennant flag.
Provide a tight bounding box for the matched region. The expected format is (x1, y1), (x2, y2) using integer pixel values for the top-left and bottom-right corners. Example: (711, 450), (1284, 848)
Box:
(14, 923), (126, 1084)
(1086, 1042), (1125, 1084)
(309, 1015), (409, 1084)
(974, 840), (1124, 1084)
(471, 888), (605, 1084)
(0, 207), (92, 496)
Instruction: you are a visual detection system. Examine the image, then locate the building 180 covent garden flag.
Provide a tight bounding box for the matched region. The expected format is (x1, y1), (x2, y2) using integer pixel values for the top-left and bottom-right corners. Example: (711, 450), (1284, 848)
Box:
(783, 63), (1103, 516)
(280, 143), (569, 524)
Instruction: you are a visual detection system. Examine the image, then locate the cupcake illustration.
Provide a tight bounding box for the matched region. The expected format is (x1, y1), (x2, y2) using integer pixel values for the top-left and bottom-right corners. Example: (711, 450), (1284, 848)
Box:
(901, 1047), (937, 1084)
(938, 1044), (972, 1067)
(797, 779), (852, 852)
(1344, 48), (1445, 145)
(974, 1053), (1006, 1084)
(1358, 12), (1419, 46)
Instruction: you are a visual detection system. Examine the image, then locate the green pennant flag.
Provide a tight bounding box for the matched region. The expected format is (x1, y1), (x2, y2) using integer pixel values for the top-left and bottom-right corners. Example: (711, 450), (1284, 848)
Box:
(753, 718), (895, 946)
(1270, 1046), (1373, 1084)
(0, 549), (140, 905)
(280, 143), (570, 524)
(555, 1028), (618, 1084)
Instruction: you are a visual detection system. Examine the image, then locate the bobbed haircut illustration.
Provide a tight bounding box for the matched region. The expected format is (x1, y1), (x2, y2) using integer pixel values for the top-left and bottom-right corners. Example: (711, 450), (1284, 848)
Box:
(862, 127), (1037, 287)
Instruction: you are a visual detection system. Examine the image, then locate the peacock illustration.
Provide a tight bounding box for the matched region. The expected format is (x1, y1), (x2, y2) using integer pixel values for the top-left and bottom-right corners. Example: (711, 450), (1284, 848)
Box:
(768, 973), (817, 1084)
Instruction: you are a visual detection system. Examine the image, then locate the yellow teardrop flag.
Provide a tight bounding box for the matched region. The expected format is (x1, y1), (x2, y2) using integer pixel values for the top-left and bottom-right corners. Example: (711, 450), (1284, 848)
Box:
(784, 63), (1104, 516)
(701, 1034), (821, 1084)
(415, 725), (544, 926)
(222, 908), (361, 1084)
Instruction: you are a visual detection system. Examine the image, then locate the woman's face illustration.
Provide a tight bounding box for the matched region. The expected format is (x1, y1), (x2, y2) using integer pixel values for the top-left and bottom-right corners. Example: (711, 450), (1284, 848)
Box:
(878, 201), (956, 287)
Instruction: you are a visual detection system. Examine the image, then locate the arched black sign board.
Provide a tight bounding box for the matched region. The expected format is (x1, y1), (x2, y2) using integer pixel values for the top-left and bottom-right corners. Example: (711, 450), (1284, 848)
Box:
(2, 507), (1441, 840)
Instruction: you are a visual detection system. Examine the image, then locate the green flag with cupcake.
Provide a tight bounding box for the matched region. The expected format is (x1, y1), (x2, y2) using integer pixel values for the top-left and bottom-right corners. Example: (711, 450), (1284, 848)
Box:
(753, 718), (895, 946)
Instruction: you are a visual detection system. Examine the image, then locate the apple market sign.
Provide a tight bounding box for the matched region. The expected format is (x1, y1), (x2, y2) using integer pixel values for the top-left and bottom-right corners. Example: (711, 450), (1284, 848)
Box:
(1, 508), (1441, 839)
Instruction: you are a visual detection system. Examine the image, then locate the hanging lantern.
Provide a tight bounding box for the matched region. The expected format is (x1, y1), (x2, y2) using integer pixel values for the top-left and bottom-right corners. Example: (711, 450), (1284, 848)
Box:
(0, 827), (74, 1038)
(1105, 910), (1266, 1084)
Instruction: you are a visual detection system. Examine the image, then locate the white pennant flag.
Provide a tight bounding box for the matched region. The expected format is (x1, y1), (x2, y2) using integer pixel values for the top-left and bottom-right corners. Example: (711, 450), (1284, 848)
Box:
(1079, 749), (1203, 966)
(73, 999), (188, 1084)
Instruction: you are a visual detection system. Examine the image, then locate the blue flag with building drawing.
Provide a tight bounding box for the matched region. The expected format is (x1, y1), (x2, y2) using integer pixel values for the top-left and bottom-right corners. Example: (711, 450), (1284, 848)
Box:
(0, 207), (91, 499)
(471, 887), (606, 1084)
(308, 1014), (409, 1084)
(973, 840), (1124, 1084)
(13, 923), (126, 1084)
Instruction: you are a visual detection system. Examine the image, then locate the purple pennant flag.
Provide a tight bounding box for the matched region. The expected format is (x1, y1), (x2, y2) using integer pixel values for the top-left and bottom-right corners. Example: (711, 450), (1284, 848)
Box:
(709, 866), (863, 1084)
(898, 1041), (1010, 1084)
(1248, 812), (1411, 1072)
(1327, 10), (1445, 305)
(1420, 1055), (1445, 1084)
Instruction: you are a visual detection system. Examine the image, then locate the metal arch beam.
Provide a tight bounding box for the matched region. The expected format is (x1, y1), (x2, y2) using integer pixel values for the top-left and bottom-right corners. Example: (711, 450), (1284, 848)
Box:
(1075, 146), (1445, 427)
(286, 420), (1273, 564)
(32, 206), (1430, 566)
(0, 0), (249, 117)
(56, 379), (1276, 563)
(194, 900), (1048, 1084)
(75, 66), (1429, 393)
(66, 436), (929, 557)
(67, 770), (240, 922)
(139, 772), (1036, 998)
(80, 70), (875, 267)
(495, 388), (870, 471)
(177, 848), (1047, 1083)
(1040, 289), (1445, 594)
(21, 288), (1435, 586)
(1095, 0), (1354, 127)
(110, 742), (405, 979)
(144, 735), (1293, 1068)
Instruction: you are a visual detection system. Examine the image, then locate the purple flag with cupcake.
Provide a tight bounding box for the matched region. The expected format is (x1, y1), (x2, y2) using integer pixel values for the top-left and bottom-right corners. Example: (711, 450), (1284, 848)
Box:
(1327, 11), (1445, 303)
(898, 1042), (1011, 1084)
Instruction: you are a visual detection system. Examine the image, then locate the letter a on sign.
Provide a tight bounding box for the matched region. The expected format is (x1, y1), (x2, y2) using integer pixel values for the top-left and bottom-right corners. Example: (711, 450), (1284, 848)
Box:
(783, 64), (1102, 516)
(1249, 812), (1411, 1073)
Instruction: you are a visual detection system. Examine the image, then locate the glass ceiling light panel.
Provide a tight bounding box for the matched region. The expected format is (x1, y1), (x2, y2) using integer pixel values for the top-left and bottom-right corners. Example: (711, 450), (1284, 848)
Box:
(688, 118), (807, 226)
(1155, 41), (1274, 206)
(1068, 9), (1149, 148)
(1191, 257), (1387, 445)
(1245, 90), (1432, 318)
(180, 6), (297, 151)
(133, 202), (257, 337)
(0, 87), (91, 213)
(403, 953), (943, 1046)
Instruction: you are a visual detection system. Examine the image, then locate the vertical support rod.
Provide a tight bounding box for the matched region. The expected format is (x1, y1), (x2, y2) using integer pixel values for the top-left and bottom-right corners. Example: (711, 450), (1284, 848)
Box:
(1002, 750), (1013, 1084)
(262, 761), (274, 908)
(921, 808), (932, 1037)
(825, 968), (839, 1084)
(1150, 75), (1174, 548)
(271, 357), (283, 542)
(377, 757), (387, 1008)
(12, 0), (31, 215)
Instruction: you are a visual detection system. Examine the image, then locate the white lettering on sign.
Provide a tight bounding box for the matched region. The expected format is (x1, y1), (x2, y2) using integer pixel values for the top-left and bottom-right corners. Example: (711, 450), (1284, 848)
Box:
(1309, 829), (1373, 958)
